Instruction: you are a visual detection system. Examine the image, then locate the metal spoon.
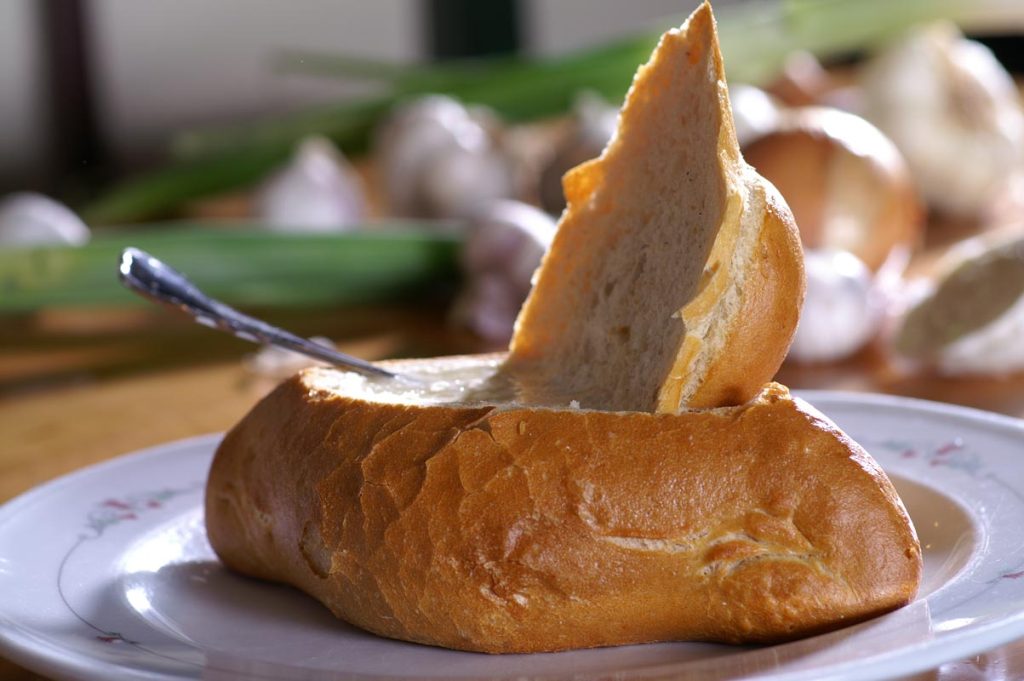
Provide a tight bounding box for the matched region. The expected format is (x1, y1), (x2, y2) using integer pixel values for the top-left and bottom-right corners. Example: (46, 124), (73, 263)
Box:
(118, 247), (410, 382)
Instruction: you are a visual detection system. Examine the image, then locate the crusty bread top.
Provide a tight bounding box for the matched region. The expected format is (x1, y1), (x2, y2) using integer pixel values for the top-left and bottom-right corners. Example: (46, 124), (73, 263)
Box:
(504, 3), (804, 413)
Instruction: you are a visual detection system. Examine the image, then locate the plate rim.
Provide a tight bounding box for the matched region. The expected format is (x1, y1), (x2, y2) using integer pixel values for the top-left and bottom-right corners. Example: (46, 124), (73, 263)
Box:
(0, 433), (222, 681)
(4, 394), (1024, 681)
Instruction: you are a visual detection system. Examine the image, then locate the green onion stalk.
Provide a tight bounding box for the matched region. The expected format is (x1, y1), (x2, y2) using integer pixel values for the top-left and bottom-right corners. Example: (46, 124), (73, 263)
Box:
(82, 0), (1024, 225)
(0, 225), (461, 312)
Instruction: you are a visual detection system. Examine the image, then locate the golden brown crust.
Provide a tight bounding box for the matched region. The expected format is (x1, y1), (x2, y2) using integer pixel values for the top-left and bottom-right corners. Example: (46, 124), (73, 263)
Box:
(206, 365), (921, 654)
(682, 179), (805, 409)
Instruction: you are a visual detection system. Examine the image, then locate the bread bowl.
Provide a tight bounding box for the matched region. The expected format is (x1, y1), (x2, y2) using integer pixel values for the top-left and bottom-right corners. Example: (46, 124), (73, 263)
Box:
(206, 2), (921, 654)
(207, 355), (921, 653)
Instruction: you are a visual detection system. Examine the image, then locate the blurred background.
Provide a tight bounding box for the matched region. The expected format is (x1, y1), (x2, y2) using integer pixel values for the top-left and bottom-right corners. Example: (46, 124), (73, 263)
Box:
(6, 5), (1024, 678)
(1, 0), (712, 192)
(3, 0), (1024, 410)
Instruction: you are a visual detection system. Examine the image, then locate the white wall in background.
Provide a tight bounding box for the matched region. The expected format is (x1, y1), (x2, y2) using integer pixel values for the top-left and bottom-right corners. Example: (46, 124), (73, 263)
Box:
(0, 0), (750, 177)
(524, 0), (701, 57)
(0, 0), (47, 184)
(88, 0), (421, 164)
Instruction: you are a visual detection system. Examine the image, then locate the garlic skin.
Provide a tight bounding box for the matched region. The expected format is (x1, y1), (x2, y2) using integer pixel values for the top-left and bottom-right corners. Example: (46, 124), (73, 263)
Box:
(539, 92), (619, 214)
(789, 249), (881, 363)
(420, 144), (513, 221)
(572, 90), (620, 150)
(256, 137), (366, 231)
(729, 84), (781, 147)
(451, 200), (556, 345)
(375, 96), (514, 219)
(861, 23), (1024, 216)
(0, 193), (90, 247)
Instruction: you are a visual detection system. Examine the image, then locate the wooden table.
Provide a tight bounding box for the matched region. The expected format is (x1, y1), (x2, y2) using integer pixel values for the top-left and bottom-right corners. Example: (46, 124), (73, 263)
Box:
(4, 300), (1024, 680)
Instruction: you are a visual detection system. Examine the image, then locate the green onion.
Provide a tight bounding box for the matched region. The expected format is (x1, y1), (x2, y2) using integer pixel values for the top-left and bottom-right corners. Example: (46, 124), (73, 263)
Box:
(0, 224), (461, 312)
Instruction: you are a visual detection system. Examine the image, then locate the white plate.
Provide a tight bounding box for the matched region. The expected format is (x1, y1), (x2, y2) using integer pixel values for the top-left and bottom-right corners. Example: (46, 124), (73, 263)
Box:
(3, 391), (1024, 681)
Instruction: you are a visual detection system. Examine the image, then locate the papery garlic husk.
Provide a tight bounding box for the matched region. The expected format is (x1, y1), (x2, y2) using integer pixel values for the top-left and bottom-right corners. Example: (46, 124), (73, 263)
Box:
(861, 22), (1024, 217)
(461, 200), (556, 286)
(729, 84), (782, 147)
(256, 137), (367, 231)
(539, 91), (619, 214)
(789, 249), (884, 364)
(451, 200), (556, 345)
(743, 107), (922, 272)
(376, 96), (483, 215)
(765, 51), (833, 108)
(894, 230), (1024, 375)
(0, 192), (90, 246)
(375, 95), (514, 219)
(449, 273), (527, 345)
(420, 145), (514, 221)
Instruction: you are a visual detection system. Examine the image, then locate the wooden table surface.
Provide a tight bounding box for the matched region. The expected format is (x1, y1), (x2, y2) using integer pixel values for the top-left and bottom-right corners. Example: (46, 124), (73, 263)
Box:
(4, 292), (1024, 680)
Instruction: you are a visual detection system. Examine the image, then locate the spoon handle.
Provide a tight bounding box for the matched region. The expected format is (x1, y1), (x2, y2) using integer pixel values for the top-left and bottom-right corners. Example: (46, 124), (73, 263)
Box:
(118, 247), (405, 382)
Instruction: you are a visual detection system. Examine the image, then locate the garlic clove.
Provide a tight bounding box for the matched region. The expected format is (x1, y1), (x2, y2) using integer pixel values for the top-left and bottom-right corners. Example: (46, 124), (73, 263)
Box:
(730, 84), (782, 147)
(450, 273), (525, 346)
(377, 100), (465, 216)
(419, 145), (515, 221)
(461, 200), (556, 286)
(256, 137), (367, 231)
(539, 92), (619, 214)
(0, 192), (90, 246)
(574, 90), (619, 149)
(452, 200), (556, 344)
(375, 95), (506, 219)
(861, 22), (1024, 217)
(765, 51), (833, 108)
(789, 249), (882, 364)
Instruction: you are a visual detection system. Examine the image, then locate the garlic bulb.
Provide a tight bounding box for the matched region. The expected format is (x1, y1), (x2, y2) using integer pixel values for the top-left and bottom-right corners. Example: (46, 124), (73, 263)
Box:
(765, 51), (832, 108)
(539, 92), (619, 214)
(0, 193), (90, 246)
(420, 144), (513, 221)
(375, 95), (515, 219)
(451, 200), (556, 345)
(256, 137), (366, 231)
(729, 84), (781, 147)
(789, 249), (882, 363)
(743, 107), (921, 272)
(861, 23), (1024, 217)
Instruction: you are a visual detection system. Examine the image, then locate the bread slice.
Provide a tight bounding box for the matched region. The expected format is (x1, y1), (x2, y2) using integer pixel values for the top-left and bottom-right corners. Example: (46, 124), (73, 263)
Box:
(206, 355), (921, 653)
(505, 2), (804, 412)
